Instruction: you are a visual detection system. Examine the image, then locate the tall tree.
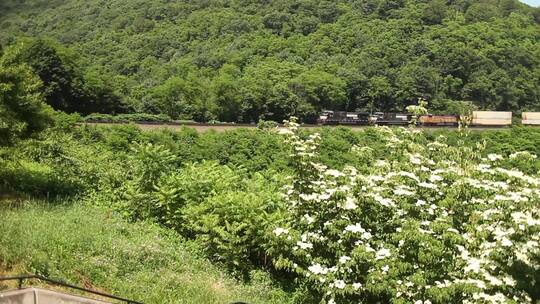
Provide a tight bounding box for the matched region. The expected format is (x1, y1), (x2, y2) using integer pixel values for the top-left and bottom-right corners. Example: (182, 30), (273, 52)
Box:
(0, 63), (52, 145)
(1, 39), (126, 115)
(0, 39), (84, 112)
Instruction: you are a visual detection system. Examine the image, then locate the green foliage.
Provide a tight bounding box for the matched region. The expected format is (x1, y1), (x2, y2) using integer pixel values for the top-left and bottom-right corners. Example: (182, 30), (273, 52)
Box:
(84, 113), (173, 123)
(430, 99), (476, 115)
(257, 120), (279, 130)
(121, 142), (178, 219)
(156, 164), (286, 275)
(406, 98), (429, 125)
(0, 63), (52, 145)
(0, 38), (127, 115)
(153, 162), (241, 225)
(111, 153), (290, 277)
(269, 123), (540, 303)
(4, 121), (540, 303)
(195, 129), (290, 172)
(130, 142), (177, 191)
(0, 157), (66, 197)
(239, 59), (308, 122)
(146, 76), (215, 121)
(0, 203), (294, 304)
(0, 39), (82, 111)
(1, 0), (538, 121)
(465, 3), (500, 23)
(422, 0), (448, 25)
(0, 129), (125, 197)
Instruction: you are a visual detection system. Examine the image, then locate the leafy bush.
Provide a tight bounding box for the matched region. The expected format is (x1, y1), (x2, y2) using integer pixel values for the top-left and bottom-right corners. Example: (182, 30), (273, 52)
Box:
(0, 157), (70, 197)
(257, 120), (279, 130)
(85, 124), (145, 152)
(0, 130), (126, 198)
(181, 171), (287, 275)
(0, 63), (53, 145)
(195, 129), (290, 172)
(117, 157), (289, 277)
(130, 142), (177, 192)
(269, 121), (540, 303)
(127, 162), (282, 275)
(152, 162), (241, 226)
(84, 113), (174, 124)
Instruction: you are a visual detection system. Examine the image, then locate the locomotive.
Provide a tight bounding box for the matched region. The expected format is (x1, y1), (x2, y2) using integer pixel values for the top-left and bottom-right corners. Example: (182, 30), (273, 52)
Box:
(317, 111), (371, 125)
(317, 111), (438, 126)
(317, 111), (534, 127)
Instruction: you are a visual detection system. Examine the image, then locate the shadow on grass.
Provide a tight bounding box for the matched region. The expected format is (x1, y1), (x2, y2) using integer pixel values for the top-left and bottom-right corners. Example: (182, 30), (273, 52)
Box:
(0, 160), (83, 204)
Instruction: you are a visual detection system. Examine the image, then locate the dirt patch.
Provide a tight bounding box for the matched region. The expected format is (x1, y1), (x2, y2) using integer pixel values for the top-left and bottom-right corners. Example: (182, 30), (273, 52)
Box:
(0, 265), (28, 290)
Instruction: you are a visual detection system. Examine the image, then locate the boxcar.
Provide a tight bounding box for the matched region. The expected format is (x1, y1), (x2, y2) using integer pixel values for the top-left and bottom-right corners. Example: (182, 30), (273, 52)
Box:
(522, 112), (540, 126)
(471, 111), (512, 126)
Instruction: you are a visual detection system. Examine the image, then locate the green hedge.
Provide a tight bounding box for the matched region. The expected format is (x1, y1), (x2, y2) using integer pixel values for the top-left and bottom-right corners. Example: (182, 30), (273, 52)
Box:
(83, 113), (175, 124)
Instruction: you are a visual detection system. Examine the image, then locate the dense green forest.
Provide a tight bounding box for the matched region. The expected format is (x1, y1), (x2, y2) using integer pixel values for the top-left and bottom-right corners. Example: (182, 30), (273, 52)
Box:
(1, 0), (540, 122)
(3, 2), (540, 302)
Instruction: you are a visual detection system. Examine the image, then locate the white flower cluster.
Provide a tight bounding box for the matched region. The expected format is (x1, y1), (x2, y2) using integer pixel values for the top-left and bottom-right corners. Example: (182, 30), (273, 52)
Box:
(274, 124), (540, 303)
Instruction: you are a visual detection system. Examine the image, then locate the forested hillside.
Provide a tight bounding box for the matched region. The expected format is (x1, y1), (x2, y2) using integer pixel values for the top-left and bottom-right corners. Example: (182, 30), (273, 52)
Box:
(1, 0), (539, 122)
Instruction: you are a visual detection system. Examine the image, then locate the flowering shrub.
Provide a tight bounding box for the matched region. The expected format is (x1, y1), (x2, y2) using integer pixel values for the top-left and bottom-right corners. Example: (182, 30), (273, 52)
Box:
(406, 98), (429, 126)
(270, 119), (540, 303)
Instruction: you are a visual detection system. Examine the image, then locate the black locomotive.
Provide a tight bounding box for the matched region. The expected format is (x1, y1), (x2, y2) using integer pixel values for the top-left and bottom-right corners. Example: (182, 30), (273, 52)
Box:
(317, 111), (371, 125)
(317, 111), (413, 126)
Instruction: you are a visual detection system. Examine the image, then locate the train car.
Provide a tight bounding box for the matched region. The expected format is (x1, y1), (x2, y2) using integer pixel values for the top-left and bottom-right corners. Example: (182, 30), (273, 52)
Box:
(471, 111), (512, 127)
(522, 112), (540, 126)
(318, 111), (371, 125)
(317, 111), (333, 124)
(419, 114), (460, 127)
(371, 112), (411, 126)
(317, 110), (516, 127)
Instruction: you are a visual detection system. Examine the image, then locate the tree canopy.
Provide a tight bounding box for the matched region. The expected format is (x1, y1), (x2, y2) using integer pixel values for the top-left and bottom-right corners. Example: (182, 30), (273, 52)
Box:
(0, 0), (539, 122)
(0, 62), (52, 145)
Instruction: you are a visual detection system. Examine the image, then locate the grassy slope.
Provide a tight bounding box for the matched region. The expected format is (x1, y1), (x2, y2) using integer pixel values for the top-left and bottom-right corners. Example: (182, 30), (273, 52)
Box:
(0, 201), (293, 304)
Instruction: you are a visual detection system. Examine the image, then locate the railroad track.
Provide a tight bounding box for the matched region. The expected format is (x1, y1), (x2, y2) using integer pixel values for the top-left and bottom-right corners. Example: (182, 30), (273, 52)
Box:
(83, 122), (511, 132)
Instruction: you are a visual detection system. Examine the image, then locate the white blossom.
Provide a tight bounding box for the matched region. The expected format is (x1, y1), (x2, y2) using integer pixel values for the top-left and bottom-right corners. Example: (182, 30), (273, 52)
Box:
(297, 241), (313, 249)
(333, 280), (346, 289)
(341, 196), (358, 210)
(308, 264), (328, 275)
(418, 182), (438, 189)
(273, 227), (289, 236)
(326, 169), (344, 177)
(487, 153), (503, 161)
(282, 122), (540, 303)
(344, 223), (365, 234)
(352, 282), (362, 290)
(409, 154), (422, 165)
(375, 248), (392, 260)
(303, 214), (315, 224)
(339, 256), (351, 264)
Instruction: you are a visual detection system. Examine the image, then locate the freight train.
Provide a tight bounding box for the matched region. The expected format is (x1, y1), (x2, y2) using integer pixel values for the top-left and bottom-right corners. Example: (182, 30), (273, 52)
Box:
(317, 111), (539, 127)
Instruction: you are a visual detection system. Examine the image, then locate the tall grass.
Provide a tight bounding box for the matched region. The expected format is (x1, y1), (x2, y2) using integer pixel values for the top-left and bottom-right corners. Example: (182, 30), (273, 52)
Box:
(0, 202), (294, 304)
